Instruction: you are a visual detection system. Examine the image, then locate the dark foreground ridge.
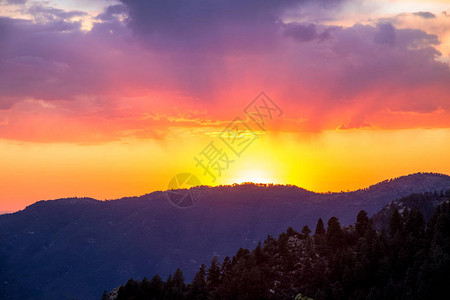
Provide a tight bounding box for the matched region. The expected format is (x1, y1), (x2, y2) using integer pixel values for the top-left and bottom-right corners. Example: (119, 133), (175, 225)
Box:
(106, 193), (450, 300)
(1, 172), (450, 300)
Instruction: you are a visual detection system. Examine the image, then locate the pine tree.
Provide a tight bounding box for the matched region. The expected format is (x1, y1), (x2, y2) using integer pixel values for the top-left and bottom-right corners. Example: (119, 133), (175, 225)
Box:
(149, 274), (164, 299)
(389, 209), (403, 237)
(287, 226), (297, 237)
(172, 268), (186, 299)
(221, 256), (231, 276)
(405, 208), (424, 237)
(117, 279), (139, 300)
(139, 277), (151, 299)
(356, 210), (370, 237)
(252, 241), (265, 264)
(187, 264), (208, 300)
(164, 274), (173, 299)
(301, 225), (311, 238)
(206, 257), (221, 297)
(326, 217), (343, 248)
(314, 218), (326, 236)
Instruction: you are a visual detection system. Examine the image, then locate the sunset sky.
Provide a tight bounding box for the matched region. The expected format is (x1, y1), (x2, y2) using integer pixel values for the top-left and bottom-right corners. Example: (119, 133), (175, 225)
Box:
(1, 0), (450, 211)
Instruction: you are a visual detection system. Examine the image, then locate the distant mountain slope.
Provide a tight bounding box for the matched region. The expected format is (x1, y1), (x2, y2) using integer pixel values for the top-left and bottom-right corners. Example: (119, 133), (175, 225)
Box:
(104, 199), (450, 300)
(372, 190), (450, 230)
(1, 172), (450, 300)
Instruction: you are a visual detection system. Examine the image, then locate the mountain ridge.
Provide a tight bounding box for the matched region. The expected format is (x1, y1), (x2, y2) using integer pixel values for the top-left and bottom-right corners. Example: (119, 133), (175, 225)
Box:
(17, 172), (450, 212)
(2, 172), (450, 300)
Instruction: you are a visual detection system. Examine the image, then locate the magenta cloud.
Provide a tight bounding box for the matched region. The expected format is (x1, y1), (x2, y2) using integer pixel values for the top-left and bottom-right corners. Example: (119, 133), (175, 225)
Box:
(0, 0), (449, 141)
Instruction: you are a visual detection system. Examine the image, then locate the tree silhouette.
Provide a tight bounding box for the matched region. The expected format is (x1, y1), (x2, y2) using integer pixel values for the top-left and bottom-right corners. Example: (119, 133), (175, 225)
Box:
(314, 218), (326, 236)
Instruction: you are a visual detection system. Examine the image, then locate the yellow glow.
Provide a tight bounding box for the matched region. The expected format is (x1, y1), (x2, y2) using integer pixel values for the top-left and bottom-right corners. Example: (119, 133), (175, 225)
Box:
(1, 127), (450, 211)
(229, 169), (277, 185)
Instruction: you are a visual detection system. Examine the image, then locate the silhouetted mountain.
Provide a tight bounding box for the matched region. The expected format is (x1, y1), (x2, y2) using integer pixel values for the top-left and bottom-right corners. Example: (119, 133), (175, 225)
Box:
(1, 172), (450, 300)
(107, 198), (450, 300)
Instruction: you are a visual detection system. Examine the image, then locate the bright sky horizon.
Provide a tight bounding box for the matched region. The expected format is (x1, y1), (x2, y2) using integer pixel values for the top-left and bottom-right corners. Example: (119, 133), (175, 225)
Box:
(1, 0), (450, 211)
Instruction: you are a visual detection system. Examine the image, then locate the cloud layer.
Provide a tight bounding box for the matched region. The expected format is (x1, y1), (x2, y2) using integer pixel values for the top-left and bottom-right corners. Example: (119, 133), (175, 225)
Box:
(0, 0), (449, 142)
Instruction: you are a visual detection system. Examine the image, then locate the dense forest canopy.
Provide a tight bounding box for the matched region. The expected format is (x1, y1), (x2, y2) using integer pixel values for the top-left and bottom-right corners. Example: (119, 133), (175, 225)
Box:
(104, 191), (450, 300)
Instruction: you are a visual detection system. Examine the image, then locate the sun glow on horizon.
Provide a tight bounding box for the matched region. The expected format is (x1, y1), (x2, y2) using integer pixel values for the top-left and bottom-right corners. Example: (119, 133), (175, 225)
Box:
(230, 169), (279, 185)
(1, 0), (450, 212)
(2, 128), (450, 212)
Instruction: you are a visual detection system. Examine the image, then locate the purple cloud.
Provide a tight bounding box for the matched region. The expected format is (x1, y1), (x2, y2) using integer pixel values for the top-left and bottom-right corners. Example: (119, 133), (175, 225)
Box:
(413, 11), (436, 19)
(283, 22), (336, 42)
(118, 0), (344, 53)
(96, 4), (127, 21)
(3, 0), (27, 4)
(0, 1), (449, 141)
(284, 23), (318, 42)
(374, 23), (396, 46)
(26, 4), (87, 21)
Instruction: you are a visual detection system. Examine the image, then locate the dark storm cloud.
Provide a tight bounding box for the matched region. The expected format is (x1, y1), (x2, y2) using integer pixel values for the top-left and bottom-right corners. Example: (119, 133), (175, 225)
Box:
(118, 0), (343, 52)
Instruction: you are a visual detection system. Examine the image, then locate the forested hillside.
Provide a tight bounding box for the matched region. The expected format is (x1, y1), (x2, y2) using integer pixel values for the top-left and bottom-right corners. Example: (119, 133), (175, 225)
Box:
(107, 194), (450, 300)
(2, 173), (450, 300)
